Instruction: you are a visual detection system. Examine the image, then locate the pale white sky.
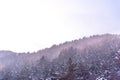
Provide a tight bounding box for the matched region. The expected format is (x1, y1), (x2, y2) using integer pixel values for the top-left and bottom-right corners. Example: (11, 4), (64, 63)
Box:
(0, 0), (120, 52)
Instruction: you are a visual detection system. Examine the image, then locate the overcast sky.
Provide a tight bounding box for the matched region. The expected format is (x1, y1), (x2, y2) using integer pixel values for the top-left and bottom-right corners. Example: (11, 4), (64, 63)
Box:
(0, 0), (120, 52)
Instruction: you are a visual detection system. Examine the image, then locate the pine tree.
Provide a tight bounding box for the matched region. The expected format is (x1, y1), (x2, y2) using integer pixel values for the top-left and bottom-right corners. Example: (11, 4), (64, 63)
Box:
(60, 57), (76, 80)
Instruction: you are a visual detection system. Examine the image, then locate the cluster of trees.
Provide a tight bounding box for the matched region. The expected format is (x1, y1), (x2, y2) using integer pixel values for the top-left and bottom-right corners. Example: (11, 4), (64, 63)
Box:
(2, 33), (120, 80)
(1, 46), (120, 80)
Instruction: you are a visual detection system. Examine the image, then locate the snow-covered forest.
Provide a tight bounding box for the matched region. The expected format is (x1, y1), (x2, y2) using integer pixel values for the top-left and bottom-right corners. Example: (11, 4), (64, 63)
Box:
(1, 34), (120, 80)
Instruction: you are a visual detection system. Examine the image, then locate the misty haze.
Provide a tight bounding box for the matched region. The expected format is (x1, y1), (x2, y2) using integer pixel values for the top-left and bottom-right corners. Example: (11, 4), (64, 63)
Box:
(1, 34), (120, 80)
(1, 0), (120, 80)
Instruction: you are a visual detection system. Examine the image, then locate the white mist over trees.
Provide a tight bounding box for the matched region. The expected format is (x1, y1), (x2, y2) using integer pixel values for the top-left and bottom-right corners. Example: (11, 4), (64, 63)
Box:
(1, 34), (120, 80)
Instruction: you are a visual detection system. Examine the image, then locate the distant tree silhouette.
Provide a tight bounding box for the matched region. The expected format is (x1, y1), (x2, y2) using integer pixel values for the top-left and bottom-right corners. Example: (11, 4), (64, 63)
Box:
(60, 57), (76, 80)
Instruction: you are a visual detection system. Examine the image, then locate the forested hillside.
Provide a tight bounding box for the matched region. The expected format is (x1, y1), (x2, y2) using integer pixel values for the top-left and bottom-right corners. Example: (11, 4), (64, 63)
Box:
(1, 34), (120, 80)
